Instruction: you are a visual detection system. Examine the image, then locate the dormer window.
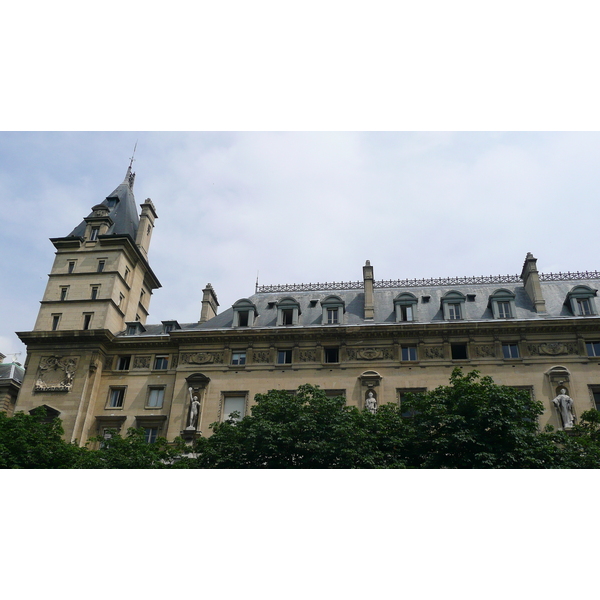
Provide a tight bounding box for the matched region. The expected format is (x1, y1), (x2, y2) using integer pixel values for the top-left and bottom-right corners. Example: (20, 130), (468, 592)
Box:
(394, 292), (418, 323)
(566, 285), (597, 316)
(441, 291), (466, 321)
(161, 320), (181, 334)
(106, 198), (118, 208)
(90, 227), (100, 241)
(276, 298), (301, 326)
(125, 321), (146, 336)
(489, 289), (516, 319)
(320, 296), (345, 325)
(232, 299), (258, 327)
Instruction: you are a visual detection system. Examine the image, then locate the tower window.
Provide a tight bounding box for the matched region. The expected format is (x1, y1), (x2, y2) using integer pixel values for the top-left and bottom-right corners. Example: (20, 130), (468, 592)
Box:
(68, 261), (75, 274)
(51, 314), (61, 331)
(60, 287), (69, 301)
(97, 260), (105, 273)
(82, 313), (93, 330)
(119, 293), (125, 307)
(124, 267), (130, 282)
(91, 287), (99, 300)
(90, 227), (100, 241)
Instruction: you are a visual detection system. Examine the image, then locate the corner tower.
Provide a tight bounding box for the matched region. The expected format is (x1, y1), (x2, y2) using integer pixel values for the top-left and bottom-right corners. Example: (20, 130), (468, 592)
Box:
(33, 165), (161, 334)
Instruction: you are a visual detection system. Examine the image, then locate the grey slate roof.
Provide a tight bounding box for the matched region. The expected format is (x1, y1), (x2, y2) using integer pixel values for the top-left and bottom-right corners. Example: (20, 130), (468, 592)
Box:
(67, 167), (140, 240)
(117, 275), (600, 337)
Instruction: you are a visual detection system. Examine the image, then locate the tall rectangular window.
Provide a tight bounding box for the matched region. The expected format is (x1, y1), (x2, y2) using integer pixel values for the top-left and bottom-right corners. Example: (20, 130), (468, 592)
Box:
(153, 355), (169, 370)
(51, 314), (61, 331)
(502, 343), (520, 359)
(90, 227), (100, 241)
(119, 293), (125, 307)
(108, 388), (125, 408)
(577, 298), (592, 316)
(147, 387), (165, 408)
(277, 350), (292, 364)
(91, 286), (99, 300)
(282, 309), (294, 325)
(448, 304), (462, 320)
(144, 427), (158, 443)
(497, 301), (512, 318)
(327, 308), (339, 324)
(60, 287), (69, 301)
(83, 313), (93, 330)
(223, 396), (246, 422)
(593, 390), (600, 411)
(401, 346), (417, 361)
(401, 305), (413, 322)
(97, 260), (105, 273)
(68, 261), (75, 273)
(124, 267), (130, 282)
(586, 341), (600, 357)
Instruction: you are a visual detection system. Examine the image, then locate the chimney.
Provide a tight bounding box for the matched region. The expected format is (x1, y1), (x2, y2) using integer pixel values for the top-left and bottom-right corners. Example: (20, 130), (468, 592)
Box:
(200, 284), (219, 322)
(520, 252), (546, 313)
(363, 260), (374, 320)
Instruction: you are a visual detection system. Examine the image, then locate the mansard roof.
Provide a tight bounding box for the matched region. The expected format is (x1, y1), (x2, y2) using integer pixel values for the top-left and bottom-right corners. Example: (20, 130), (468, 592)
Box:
(67, 166), (140, 240)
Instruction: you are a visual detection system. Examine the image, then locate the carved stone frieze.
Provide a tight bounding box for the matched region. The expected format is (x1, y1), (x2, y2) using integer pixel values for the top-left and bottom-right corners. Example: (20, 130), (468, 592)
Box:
(527, 342), (578, 356)
(133, 355), (151, 369)
(346, 347), (393, 361)
(299, 349), (317, 362)
(34, 356), (78, 392)
(424, 346), (444, 359)
(181, 352), (224, 365)
(252, 350), (271, 363)
(474, 345), (495, 358)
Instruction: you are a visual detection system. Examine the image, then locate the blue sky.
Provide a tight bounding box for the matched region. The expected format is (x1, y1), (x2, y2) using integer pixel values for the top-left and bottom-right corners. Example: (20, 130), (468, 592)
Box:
(2, 131), (600, 360)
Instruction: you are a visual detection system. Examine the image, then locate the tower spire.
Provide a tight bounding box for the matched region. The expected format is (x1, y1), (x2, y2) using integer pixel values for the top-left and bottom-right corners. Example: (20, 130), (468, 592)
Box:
(125, 141), (137, 189)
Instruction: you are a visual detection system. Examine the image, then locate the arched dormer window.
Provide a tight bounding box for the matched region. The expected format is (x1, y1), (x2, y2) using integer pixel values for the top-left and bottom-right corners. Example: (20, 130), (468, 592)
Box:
(232, 299), (258, 327)
(566, 285), (597, 316)
(394, 292), (418, 322)
(276, 297), (301, 326)
(320, 295), (345, 325)
(489, 288), (516, 319)
(441, 291), (466, 320)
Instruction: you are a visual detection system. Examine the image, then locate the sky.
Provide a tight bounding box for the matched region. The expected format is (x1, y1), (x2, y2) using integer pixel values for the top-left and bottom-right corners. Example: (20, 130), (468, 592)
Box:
(2, 131), (600, 360)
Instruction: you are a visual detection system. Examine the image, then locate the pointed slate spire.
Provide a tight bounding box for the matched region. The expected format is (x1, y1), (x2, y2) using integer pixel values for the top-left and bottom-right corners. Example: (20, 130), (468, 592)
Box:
(67, 164), (141, 240)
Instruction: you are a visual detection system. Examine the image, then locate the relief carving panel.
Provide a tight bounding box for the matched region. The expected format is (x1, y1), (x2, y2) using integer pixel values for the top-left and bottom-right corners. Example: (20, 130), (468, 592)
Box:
(34, 356), (79, 392)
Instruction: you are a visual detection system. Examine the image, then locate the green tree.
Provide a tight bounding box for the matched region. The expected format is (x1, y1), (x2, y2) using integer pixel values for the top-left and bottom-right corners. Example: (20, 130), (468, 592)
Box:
(0, 407), (84, 469)
(399, 368), (560, 468)
(195, 384), (406, 468)
(547, 409), (600, 468)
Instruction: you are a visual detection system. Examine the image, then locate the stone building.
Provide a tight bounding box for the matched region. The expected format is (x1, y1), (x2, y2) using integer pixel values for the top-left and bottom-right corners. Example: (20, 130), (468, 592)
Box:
(0, 353), (25, 417)
(15, 168), (600, 444)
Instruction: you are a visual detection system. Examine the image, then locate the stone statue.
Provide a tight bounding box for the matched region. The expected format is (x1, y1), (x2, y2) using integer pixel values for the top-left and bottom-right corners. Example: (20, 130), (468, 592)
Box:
(552, 388), (575, 429)
(365, 390), (377, 414)
(187, 387), (201, 430)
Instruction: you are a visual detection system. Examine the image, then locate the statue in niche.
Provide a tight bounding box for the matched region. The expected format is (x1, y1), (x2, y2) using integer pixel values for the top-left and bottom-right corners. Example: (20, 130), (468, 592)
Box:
(365, 390), (377, 414)
(187, 387), (201, 430)
(552, 388), (575, 429)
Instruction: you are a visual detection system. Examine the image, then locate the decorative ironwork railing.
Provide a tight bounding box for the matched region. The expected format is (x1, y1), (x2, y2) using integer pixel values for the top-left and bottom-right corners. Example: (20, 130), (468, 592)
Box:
(539, 271), (600, 281)
(256, 271), (600, 293)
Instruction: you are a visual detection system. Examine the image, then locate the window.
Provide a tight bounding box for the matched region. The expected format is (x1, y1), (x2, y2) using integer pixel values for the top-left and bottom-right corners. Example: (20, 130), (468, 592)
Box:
(401, 346), (418, 361)
(577, 298), (592, 316)
(592, 389), (600, 411)
(68, 261), (75, 273)
(60, 287), (69, 301)
(398, 388), (426, 418)
(277, 349), (292, 364)
(91, 286), (99, 300)
(119, 293), (125, 307)
(321, 296), (345, 326)
(451, 343), (468, 359)
(566, 285), (597, 316)
(147, 387), (165, 408)
(107, 198), (118, 208)
(126, 324), (137, 335)
(124, 266), (130, 282)
(51, 314), (61, 331)
(276, 298), (300, 326)
(164, 324), (173, 333)
(324, 347), (339, 363)
(238, 311), (249, 326)
(135, 314), (141, 321)
(232, 352), (246, 366)
(282, 309), (293, 325)
(82, 313), (93, 330)
(108, 387), (126, 408)
(502, 343), (520, 359)
(490, 289), (516, 320)
(90, 226), (100, 241)
(327, 308), (339, 324)
(144, 427), (158, 444)
(97, 260), (105, 273)
(154, 355), (169, 370)
(140, 289), (146, 305)
(223, 396), (246, 422)
(442, 291), (466, 321)
(232, 299), (257, 327)
(117, 356), (131, 371)
(586, 341), (600, 357)
(448, 303), (462, 320)
(497, 301), (512, 318)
